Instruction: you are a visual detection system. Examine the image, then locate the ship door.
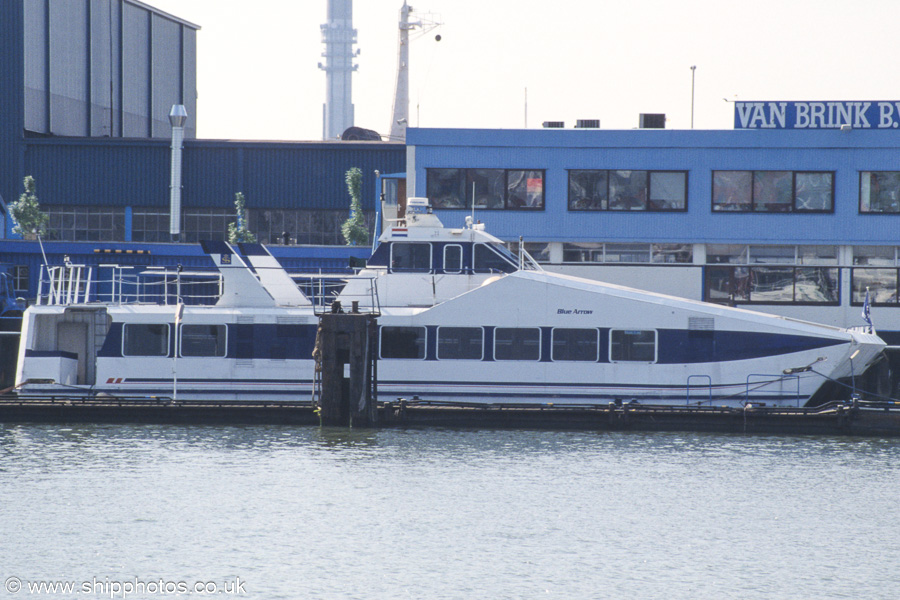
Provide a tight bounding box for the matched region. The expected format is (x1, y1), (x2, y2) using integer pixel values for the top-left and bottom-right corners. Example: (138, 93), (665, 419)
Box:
(57, 322), (88, 385)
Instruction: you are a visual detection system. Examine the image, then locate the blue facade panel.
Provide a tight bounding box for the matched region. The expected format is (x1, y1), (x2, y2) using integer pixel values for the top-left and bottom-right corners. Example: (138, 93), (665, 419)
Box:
(23, 139), (405, 211)
(408, 128), (900, 245)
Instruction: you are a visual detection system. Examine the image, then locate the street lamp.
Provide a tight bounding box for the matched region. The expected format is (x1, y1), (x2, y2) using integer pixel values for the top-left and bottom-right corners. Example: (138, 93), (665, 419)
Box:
(169, 104), (187, 241)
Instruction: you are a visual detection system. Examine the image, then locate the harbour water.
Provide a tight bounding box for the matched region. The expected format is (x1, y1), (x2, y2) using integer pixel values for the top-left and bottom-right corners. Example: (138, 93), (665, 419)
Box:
(1, 424), (898, 599)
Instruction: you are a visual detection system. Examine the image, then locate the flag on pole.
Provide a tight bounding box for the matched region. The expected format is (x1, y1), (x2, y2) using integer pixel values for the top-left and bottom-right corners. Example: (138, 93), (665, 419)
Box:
(862, 287), (873, 333)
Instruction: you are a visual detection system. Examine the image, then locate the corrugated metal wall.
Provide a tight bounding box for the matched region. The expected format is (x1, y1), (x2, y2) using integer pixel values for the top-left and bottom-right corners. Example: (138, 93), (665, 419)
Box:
(23, 0), (197, 140)
(24, 139), (405, 211)
(0, 1), (25, 225)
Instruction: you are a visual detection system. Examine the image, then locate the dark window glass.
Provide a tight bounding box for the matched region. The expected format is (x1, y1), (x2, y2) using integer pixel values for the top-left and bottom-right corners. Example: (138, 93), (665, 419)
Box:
(712, 171), (753, 211)
(649, 172), (687, 210)
(180, 324), (226, 357)
(494, 328), (540, 361)
(860, 172), (900, 213)
(474, 244), (516, 273)
(568, 170), (608, 210)
(427, 169), (466, 209)
(507, 170), (544, 208)
(123, 323), (168, 357)
(444, 245), (463, 273)
(610, 330), (656, 362)
(391, 243), (431, 272)
(609, 170), (648, 210)
(437, 327), (483, 360)
(551, 328), (598, 362)
(381, 326), (426, 359)
(467, 169), (505, 209)
(713, 171), (833, 212)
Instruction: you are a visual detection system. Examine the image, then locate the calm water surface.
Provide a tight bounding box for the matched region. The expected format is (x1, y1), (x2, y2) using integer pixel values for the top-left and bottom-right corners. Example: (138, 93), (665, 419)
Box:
(0, 424), (898, 599)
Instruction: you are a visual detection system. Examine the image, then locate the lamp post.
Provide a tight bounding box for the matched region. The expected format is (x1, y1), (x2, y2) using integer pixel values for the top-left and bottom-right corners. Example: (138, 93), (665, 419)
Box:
(690, 65), (696, 129)
(169, 105), (187, 241)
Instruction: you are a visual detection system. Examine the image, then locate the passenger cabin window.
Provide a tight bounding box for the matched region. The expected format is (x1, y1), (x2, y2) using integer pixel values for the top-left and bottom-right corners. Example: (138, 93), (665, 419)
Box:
(551, 328), (599, 362)
(610, 330), (657, 362)
(474, 244), (517, 273)
(123, 323), (169, 357)
(391, 243), (431, 273)
(494, 328), (540, 361)
(380, 326), (426, 359)
(180, 324), (227, 357)
(437, 327), (483, 360)
(444, 245), (463, 273)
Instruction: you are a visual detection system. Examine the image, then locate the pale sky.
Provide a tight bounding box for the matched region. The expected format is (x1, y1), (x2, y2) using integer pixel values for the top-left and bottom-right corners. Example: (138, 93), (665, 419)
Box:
(144, 0), (900, 141)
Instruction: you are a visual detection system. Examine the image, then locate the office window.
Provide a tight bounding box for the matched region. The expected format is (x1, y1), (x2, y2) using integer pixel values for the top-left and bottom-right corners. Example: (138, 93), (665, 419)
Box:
(123, 323), (169, 357)
(45, 206), (126, 241)
(437, 327), (483, 360)
(851, 269), (898, 305)
(13, 265), (29, 293)
(610, 330), (656, 362)
(860, 172), (900, 213)
(569, 170), (686, 211)
(705, 266), (838, 305)
(426, 169), (545, 210)
(380, 326), (426, 359)
(551, 328), (598, 362)
(494, 328), (540, 361)
(562, 242), (692, 264)
(712, 171), (833, 212)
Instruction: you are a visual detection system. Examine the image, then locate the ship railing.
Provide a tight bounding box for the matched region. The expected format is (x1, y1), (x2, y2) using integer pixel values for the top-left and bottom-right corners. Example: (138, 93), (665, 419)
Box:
(36, 264), (224, 306)
(294, 274), (380, 316)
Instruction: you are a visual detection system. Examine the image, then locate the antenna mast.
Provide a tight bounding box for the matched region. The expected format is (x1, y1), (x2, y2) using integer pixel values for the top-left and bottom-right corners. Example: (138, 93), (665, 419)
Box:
(319, 0), (359, 140)
(389, 2), (440, 142)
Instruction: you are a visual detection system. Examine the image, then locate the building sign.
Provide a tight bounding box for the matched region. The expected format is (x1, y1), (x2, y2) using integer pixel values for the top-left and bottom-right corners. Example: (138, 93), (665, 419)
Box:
(733, 101), (900, 129)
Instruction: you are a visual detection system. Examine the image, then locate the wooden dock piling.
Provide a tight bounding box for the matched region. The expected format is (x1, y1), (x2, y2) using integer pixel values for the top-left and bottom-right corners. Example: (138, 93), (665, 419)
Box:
(313, 309), (378, 427)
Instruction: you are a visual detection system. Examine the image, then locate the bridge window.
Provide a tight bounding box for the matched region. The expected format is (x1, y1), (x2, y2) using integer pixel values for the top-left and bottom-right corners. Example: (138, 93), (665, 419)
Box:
(860, 172), (900, 213)
(712, 171), (833, 212)
(123, 323), (169, 357)
(426, 168), (545, 210)
(380, 326), (426, 359)
(551, 328), (598, 362)
(444, 245), (463, 273)
(568, 170), (687, 211)
(391, 243), (431, 273)
(494, 328), (540, 361)
(474, 244), (517, 273)
(180, 324), (227, 357)
(610, 330), (656, 363)
(437, 327), (483, 360)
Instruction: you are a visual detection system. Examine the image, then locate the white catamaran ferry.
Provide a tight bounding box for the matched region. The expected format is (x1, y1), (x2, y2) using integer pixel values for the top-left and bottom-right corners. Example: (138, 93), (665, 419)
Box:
(14, 198), (886, 407)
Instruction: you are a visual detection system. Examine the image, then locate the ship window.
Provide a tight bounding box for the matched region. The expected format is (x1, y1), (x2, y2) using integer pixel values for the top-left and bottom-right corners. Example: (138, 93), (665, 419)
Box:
(437, 327), (483, 360)
(380, 326), (426, 359)
(551, 328), (599, 362)
(123, 323), (169, 357)
(180, 324), (226, 358)
(712, 170), (833, 212)
(610, 330), (656, 363)
(391, 243), (431, 273)
(494, 328), (540, 361)
(444, 245), (463, 273)
(474, 244), (516, 273)
(860, 172), (900, 213)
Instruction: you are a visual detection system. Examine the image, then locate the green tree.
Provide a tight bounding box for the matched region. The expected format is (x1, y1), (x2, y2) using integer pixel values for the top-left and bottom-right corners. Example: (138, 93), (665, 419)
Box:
(227, 192), (257, 243)
(341, 167), (368, 246)
(9, 175), (49, 238)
